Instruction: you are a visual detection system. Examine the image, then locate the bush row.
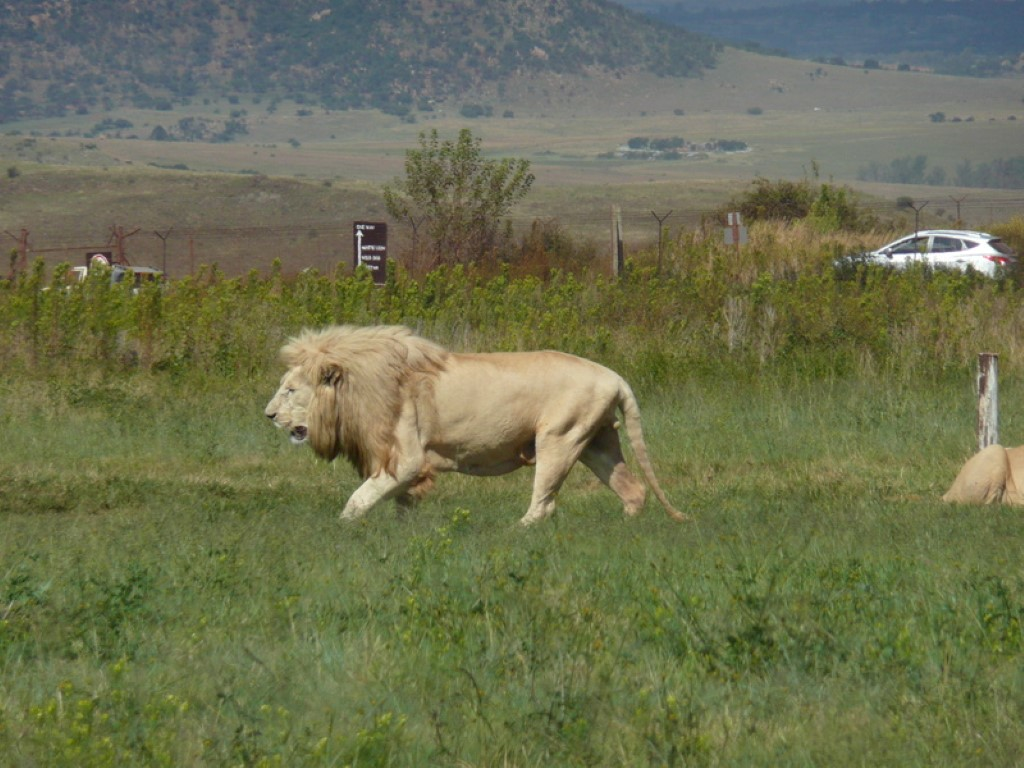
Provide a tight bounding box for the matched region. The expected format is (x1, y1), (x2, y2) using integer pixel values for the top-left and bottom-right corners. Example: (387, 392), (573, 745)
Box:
(2, 220), (1022, 389)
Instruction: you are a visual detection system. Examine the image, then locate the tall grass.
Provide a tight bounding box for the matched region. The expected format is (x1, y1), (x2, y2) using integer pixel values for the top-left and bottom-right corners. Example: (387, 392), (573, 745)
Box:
(3, 221), (1024, 765)
(3, 219), (1023, 385)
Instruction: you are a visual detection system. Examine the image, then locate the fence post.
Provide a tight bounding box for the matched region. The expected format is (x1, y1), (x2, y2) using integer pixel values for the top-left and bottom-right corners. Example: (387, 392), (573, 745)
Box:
(610, 205), (623, 277)
(977, 352), (999, 450)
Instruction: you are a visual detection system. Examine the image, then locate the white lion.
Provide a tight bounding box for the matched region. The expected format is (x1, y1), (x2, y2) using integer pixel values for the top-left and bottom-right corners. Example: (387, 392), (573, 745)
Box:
(265, 325), (687, 526)
(943, 444), (1024, 505)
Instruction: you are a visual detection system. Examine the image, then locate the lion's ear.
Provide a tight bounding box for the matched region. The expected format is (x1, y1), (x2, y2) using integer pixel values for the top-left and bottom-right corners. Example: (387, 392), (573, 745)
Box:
(320, 364), (344, 387)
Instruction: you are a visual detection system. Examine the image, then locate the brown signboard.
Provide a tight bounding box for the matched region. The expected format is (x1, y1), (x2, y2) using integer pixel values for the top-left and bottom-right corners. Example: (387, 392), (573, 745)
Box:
(353, 221), (388, 285)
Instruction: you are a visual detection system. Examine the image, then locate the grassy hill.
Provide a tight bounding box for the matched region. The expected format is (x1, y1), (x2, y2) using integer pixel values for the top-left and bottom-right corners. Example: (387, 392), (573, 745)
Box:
(0, 0), (714, 122)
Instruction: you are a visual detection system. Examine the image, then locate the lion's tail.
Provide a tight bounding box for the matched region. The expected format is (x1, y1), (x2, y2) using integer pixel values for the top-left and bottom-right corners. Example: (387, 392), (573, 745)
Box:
(619, 383), (689, 523)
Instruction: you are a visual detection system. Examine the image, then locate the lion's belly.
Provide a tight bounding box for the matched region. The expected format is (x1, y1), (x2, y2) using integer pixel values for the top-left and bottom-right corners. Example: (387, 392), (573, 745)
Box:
(424, 432), (536, 477)
(453, 457), (531, 477)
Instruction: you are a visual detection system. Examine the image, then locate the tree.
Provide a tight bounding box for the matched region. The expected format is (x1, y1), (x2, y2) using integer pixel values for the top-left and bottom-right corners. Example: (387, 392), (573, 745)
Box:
(383, 129), (534, 268)
(808, 182), (876, 233)
(730, 176), (814, 222)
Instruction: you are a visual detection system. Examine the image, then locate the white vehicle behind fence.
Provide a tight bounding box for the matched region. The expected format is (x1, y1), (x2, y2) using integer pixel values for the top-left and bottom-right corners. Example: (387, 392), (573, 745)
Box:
(72, 255), (164, 291)
(844, 229), (1017, 278)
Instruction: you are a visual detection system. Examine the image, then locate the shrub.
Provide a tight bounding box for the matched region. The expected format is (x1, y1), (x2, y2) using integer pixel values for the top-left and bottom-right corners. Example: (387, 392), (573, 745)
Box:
(459, 103), (491, 119)
(722, 177), (814, 223)
(4, 221), (1023, 388)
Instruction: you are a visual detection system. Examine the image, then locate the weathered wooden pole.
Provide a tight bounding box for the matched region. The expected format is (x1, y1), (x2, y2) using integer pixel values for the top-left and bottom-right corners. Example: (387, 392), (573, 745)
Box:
(651, 209), (672, 275)
(610, 205), (623, 277)
(4, 228), (30, 280)
(153, 227), (172, 275)
(977, 352), (999, 450)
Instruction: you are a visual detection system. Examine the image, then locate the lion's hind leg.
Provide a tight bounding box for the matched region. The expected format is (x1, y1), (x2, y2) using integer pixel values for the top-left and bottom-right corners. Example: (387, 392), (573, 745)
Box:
(396, 473), (436, 510)
(580, 424), (647, 516)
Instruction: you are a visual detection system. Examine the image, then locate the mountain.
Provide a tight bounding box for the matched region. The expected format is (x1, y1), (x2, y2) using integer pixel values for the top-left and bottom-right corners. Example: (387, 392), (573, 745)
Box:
(0, 0), (716, 122)
(640, 0), (1024, 73)
(619, 0), (857, 9)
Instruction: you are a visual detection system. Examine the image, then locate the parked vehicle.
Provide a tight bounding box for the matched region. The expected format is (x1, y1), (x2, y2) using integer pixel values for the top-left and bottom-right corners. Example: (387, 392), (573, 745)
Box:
(71, 255), (164, 291)
(842, 229), (1017, 277)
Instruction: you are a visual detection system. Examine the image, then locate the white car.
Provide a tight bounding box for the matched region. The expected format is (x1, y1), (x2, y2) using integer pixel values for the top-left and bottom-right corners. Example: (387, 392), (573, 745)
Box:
(859, 229), (1017, 277)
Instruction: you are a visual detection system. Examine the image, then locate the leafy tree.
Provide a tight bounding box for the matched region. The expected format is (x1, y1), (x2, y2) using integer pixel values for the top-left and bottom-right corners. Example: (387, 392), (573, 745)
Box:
(715, 139), (748, 152)
(808, 183), (876, 233)
(383, 128), (534, 268)
(889, 154), (929, 184)
(651, 137), (685, 151)
(459, 103), (491, 119)
(858, 155), (933, 185)
(722, 173), (874, 231)
(728, 176), (814, 222)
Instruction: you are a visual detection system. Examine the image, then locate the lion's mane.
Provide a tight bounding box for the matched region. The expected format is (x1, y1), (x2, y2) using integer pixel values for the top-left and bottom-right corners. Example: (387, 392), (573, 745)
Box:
(280, 325), (449, 477)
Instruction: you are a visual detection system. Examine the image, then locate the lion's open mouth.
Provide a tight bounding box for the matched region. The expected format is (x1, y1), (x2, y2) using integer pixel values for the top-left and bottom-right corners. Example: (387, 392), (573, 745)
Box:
(289, 426), (309, 444)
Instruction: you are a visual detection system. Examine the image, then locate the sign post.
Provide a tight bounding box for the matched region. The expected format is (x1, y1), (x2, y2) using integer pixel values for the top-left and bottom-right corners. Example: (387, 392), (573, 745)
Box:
(353, 221), (388, 285)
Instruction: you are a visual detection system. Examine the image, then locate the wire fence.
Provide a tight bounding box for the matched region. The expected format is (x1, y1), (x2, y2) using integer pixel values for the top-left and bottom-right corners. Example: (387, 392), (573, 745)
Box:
(7, 194), (1023, 279)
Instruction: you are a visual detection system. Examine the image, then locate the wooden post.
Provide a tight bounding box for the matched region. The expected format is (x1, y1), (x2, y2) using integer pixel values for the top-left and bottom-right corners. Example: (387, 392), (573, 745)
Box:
(610, 205), (623, 277)
(108, 225), (140, 266)
(651, 210), (672, 275)
(727, 212), (742, 254)
(4, 228), (30, 280)
(977, 352), (999, 450)
(154, 227), (172, 276)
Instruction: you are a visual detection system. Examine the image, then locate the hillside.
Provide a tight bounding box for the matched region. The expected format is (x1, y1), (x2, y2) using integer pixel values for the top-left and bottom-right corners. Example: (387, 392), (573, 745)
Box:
(3, 41), (1024, 282)
(0, 0), (715, 122)
(643, 0), (1024, 74)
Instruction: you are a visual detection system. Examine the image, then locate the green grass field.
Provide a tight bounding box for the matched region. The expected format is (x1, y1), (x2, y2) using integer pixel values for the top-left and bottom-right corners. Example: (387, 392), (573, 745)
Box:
(3, 366), (1023, 766)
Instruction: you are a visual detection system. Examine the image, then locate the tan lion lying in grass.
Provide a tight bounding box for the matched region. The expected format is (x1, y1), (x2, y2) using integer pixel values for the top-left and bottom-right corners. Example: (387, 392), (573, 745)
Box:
(265, 325), (687, 526)
(942, 444), (1024, 505)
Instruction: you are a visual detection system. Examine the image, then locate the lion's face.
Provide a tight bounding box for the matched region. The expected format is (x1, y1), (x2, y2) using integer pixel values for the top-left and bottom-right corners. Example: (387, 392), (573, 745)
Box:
(265, 368), (313, 445)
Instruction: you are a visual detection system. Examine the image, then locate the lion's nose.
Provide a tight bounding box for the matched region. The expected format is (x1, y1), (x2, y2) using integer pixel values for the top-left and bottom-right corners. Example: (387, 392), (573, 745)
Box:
(265, 412), (276, 420)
